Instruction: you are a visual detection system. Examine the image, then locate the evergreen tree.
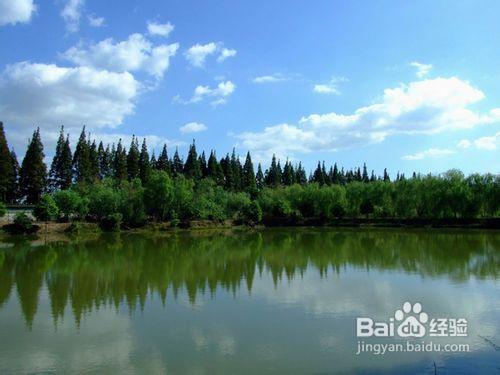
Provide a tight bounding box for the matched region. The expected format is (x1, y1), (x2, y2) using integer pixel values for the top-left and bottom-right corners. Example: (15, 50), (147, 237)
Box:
(242, 151), (257, 193)
(184, 140), (201, 180)
(172, 147), (183, 176)
(282, 160), (295, 186)
(331, 163), (339, 184)
(313, 162), (325, 185)
(199, 151), (208, 178)
(97, 142), (110, 179)
(256, 163), (264, 190)
(88, 140), (99, 181)
(150, 151), (157, 169)
(322, 161), (330, 185)
(295, 162), (307, 185)
(356, 167), (362, 182)
(156, 144), (171, 174)
(221, 154), (233, 190)
(230, 148), (242, 191)
(370, 170), (376, 182)
(139, 138), (151, 183)
(49, 126), (72, 191)
(362, 163), (369, 183)
(265, 154), (282, 187)
(19, 128), (46, 203)
(383, 168), (390, 182)
(127, 136), (140, 180)
(73, 127), (91, 183)
(114, 139), (127, 180)
(7, 150), (19, 202)
(0, 122), (17, 202)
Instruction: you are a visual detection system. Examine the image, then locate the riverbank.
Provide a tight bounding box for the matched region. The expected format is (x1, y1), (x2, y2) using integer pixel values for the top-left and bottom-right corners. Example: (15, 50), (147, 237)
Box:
(1, 217), (499, 237)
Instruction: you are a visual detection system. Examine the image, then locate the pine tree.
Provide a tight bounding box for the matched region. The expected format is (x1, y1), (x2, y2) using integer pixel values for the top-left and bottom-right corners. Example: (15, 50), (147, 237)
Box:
(172, 147), (183, 176)
(184, 140), (201, 180)
(127, 136), (140, 180)
(114, 139), (127, 180)
(256, 163), (264, 189)
(73, 127), (91, 183)
(139, 138), (151, 183)
(242, 151), (257, 194)
(331, 163), (339, 184)
(362, 163), (369, 183)
(88, 140), (99, 181)
(7, 150), (19, 202)
(265, 154), (282, 187)
(97, 142), (110, 179)
(221, 154), (233, 190)
(156, 144), (171, 174)
(0, 122), (17, 202)
(383, 168), (390, 182)
(295, 162), (307, 185)
(19, 128), (46, 203)
(150, 151), (157, 169)
(370, 170), (376, 182)
(282, 160), (294, 186)
(199, 151), (208, 178)
(322, 162), (330, 185)
(49, 126), (72, 191)
(230, 148), (242, 191)
(313, 161), (325, 185)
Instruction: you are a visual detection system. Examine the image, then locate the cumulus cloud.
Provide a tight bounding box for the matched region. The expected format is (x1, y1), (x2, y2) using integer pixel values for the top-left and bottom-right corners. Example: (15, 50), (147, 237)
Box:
(179, 122), (207, 134)
(63, 33), (179, 78)
(0, 62), (139, 129)
(402, 148), (456, 161)
(88, 14), (104, 27)
(0, 0), (36, 26)
(252, 74), (288, 84)
(458, 132), (500, 151)
(174, 81), (236, 106)
(410, 61), (432, 78)
(185, 42), (236, 67)
(61, 0), (84, 32)
(235, 77), (500, 160)
(313, 76), (348, 95)
(147, 21), (174, 37)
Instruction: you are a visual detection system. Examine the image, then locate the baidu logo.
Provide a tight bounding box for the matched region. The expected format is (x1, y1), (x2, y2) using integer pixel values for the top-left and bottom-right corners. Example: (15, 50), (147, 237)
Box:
(356, 301), (467, 338)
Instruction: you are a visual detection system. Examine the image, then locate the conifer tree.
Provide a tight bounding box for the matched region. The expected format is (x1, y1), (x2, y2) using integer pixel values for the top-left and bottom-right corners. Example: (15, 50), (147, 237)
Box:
(88, 140), (99, 181)
(331, 163), (339, 184)
(139, 138), (151, 183)
(49, 126), (72, 191)
(73, 127), (91, 183)
(127, 136), (140, 180)
(265, 154), (282, 187)
(114, 139), (127, 180)
(199, 151), (208, 178)
(362, 163), (369, 183)
(7, 150), (19, 202)
(97, 142), (110, 179)
(313, 161), (325, 185)
(221, 154), (233, 190)
(150, 151), (157, 169)
(184, 140), (201, 180)
(0, 122), (17, 202)
(242, 151), (257, 193)
(356, 167), (362, 182)
(156, 144), (171, 174)
(230, 148), (242, 191)
(19, 128), (46, 203)
(322, 162), (330, 185)
(172, 147), (183, 176)
(383, 168), (390, 182)
(370, 170), (376, 182)
(256, 163), (264, 190)
(282, 160), (294, 186)
(295, 162), (307, 185)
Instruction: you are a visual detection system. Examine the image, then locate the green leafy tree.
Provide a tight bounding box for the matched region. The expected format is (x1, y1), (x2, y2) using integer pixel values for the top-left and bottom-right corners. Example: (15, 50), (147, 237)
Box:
(19, 128), (47, 204)
(34, 194), (59, 221)
(53, 189), (88, 220)
(144, 170), (174, 221)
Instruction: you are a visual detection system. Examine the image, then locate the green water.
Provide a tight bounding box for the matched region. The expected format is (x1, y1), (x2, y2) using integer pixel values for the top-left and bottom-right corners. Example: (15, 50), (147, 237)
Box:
(0, 228), (498, 374)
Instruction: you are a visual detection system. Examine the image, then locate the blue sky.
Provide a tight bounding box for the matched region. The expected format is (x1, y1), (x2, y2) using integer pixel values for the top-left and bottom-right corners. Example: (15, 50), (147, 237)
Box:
(0, 0), (499, 176)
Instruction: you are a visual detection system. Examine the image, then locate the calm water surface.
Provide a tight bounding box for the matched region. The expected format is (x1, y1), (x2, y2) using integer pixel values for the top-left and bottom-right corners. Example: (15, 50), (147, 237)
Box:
(0, 228), (498, 374)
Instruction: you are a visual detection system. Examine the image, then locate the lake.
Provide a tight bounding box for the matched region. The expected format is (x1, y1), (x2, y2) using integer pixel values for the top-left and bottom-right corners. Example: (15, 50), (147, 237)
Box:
(0, 228), (498, 374)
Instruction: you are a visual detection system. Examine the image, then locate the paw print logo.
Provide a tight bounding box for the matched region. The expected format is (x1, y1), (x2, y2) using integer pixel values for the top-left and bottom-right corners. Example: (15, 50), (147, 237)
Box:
(395, 302), (428, 338)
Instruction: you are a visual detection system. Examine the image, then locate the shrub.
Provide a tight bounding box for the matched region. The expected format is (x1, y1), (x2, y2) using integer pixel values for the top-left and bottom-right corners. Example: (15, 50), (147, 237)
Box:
(33, 194), (59, 221)
(99, 213), (122, 231)
(54, 190), (88, 220)
(0, 202), (6, 217)
(242, 200), (262, 224)
(3, 212), (39, 235)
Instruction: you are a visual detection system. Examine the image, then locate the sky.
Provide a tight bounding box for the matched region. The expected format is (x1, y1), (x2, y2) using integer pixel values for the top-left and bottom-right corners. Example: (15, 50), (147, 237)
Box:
(0, 0), (499, 176)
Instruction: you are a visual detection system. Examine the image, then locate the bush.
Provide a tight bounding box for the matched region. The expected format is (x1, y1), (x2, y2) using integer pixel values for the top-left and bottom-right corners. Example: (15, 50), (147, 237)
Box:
(242, 200), (262, 224)
(99, 213), (122, 231)
(54, 190), (88, 220)
(0, 202), (6, 218)
(3, 212), (39, 235)
(33, 194), (59, 221)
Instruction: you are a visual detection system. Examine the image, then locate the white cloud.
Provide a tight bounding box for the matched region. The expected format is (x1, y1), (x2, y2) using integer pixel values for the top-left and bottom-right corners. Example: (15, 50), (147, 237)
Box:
(410, 61), (432, 78)
(185, 42), (237, 67)
(217, 48), (237, 62)
(313, 84), (340, 95)
(459, 132), (500, 151)
(252, 74), (287, 84)
(402, 148), (456, 161)
(61, 0), (84, 32)
(174, 81), (236, 106)
(0, 0), (36, 26)
(63, 33), (179, 78)
(235, 77), (500, 159)
(0, 62), (139, 134)
(147, 21), (174, 37)
(313, 76), (348, 95)
(88, 14), (104, 27)
(179, 122), (207, 134)
(457, 139), (472, 149)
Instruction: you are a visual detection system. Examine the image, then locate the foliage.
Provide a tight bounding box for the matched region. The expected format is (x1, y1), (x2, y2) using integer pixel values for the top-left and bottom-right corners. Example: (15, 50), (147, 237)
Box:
(34, 194), (59, 221)
(0, 201), (6, 217)
(54, 189), (88, 220)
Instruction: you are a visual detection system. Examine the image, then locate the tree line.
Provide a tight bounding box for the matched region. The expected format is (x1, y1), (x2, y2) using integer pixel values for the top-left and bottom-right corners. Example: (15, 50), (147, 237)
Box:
(0, 122), (498, 227)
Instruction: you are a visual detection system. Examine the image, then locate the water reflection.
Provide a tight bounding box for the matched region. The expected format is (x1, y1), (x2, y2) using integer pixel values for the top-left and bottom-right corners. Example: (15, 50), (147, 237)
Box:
(0, 228), (498, 328)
